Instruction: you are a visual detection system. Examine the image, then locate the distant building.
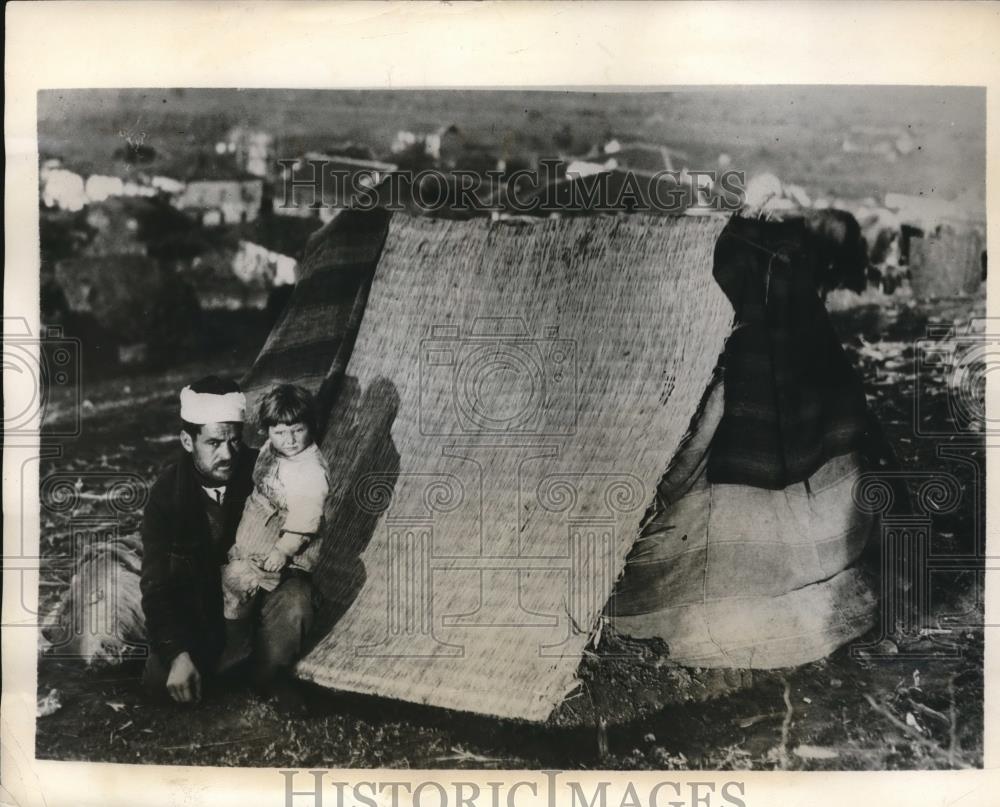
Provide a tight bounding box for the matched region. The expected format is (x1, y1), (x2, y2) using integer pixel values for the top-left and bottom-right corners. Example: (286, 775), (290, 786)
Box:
(391, 124), (463, 167)
(841, 127), (916, 163)
(565, 160), (609, 179)
(391, 130), (421, 154)
(84, 175), (125, 203)
(425, 124), (463, 167)
(41, 164), (87, 211)
(179, 212), (316, 310)
(152, 175), (185, 195)
(125, 181), (157, 199)
(231, 240), (298, 287)
(186, 239), (293, 311)
(175, 175), (264, 226)
(81, 198), (151, 257)
(225, 126), (274, 178)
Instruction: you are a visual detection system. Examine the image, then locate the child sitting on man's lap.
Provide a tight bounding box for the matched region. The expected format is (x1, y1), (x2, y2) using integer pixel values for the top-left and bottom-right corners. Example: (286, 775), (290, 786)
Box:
(218, 383), (330, 671)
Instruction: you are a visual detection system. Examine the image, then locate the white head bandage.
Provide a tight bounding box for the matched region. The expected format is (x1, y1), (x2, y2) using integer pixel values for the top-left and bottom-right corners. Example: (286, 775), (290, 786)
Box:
(180, 386), (246, 425)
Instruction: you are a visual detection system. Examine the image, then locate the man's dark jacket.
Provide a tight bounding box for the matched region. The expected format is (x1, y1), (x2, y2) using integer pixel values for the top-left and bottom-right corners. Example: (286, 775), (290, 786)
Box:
(140, 445), (258, 669)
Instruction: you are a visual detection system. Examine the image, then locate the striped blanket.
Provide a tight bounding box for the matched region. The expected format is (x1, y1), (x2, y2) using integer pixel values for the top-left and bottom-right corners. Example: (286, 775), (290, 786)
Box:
(708, 216), (870, 489)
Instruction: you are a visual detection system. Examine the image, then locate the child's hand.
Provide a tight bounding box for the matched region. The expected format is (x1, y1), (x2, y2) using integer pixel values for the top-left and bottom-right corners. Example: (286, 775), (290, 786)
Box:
(260, 548), (288, 572)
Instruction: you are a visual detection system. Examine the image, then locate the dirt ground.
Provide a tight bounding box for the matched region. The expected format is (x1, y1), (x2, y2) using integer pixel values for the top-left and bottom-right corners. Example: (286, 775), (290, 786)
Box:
(33, 293), (985, 770)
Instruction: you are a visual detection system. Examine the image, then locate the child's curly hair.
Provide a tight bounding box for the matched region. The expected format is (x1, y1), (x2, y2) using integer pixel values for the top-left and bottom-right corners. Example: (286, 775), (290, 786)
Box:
(257, 384), (318, 435)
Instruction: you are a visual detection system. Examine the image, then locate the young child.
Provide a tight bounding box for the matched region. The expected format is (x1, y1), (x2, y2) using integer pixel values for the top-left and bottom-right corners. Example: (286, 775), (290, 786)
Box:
(218, 383), (331, 671)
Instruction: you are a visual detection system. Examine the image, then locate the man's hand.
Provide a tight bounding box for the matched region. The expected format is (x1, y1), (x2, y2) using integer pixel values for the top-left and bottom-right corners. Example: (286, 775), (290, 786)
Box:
(260, 548), (288, 572)
(166, 651), (201, 704)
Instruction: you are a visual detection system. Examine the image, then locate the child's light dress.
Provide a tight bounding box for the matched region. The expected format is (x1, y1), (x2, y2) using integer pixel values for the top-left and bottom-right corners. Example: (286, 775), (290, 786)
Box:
(222, 440), (330, 619)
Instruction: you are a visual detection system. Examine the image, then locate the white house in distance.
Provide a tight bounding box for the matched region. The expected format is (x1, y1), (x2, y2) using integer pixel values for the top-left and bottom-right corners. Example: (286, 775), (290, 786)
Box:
(40, 160), (87, 211)
(152, 175), (185, 195)
(232, 240), (298, 287)
(175, 174), (264, 226)
(391, 124), (462, 165)
(564, 160), (609, 179)
(424, 124), (462, 164)
(221, 126), (274, 178)
(81, 197), (150, 257)
(187, 238), (298, 310)
(391, 130), (420, 153)
(842, 126), (917, 163)
(84, 174), (125, 203)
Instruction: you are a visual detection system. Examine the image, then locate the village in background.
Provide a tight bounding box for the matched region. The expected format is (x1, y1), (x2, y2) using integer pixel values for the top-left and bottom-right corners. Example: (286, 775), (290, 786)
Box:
(37, 87), (985, 382)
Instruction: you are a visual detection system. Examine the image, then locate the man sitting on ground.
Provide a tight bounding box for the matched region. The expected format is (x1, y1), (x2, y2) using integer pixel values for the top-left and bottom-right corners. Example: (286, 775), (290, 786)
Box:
(139, 375), (316, 707)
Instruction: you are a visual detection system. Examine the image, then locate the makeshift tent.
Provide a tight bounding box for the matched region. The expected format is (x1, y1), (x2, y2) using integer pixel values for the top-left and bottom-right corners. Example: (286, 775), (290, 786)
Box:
(238, 209), (878, 721)
(44, 209), (878, 722)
